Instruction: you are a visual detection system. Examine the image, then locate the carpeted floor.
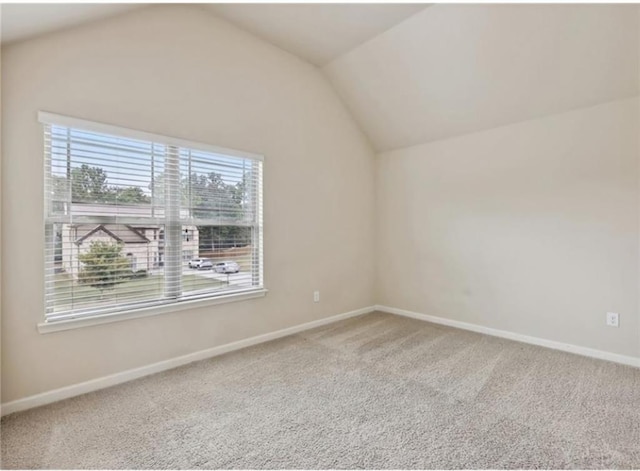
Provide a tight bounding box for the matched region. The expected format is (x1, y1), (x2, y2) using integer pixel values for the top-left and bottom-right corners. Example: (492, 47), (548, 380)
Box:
(2, 311), (640, 469)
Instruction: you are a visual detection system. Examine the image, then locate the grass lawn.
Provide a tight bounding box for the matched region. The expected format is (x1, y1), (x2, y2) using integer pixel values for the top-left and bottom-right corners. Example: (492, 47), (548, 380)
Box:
(51, 272), (225, 312)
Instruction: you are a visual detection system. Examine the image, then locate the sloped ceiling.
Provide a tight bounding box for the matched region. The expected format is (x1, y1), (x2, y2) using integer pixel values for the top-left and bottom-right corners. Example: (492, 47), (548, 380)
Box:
(324, 4), (640, 152)
(204, 4), (428, 66)
(3, 4), (637, 153)
(1, 3), (427, 66)
(0, 4), (144, 44)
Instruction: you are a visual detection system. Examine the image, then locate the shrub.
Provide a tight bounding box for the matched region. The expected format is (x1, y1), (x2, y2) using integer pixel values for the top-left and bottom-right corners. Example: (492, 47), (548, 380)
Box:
(78, 242), (130, 292)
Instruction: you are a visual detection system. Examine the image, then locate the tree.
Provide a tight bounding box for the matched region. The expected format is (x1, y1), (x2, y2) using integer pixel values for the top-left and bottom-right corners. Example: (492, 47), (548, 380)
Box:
(66, 165), (151, 204)
(150, 170), (253, 251)
(198, 225), (251, 251)
(71, 164), (110, 202)
(113, 186), (150, 204)
(78, 241), (131, 293)
(191, 172), (252, 250)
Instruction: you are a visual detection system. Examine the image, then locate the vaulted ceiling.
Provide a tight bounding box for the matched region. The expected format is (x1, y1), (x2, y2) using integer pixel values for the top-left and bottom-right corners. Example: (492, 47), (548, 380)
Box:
(0, 4), (144, 44)
(203, 4), (428, 66)
(2, 3), (638, 153)
(324, 4), (640, 151)
(0, 3), (427, 65)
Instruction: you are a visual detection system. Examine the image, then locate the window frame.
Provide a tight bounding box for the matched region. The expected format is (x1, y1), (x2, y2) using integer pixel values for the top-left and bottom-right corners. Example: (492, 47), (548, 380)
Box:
(38, 111), (266, 333)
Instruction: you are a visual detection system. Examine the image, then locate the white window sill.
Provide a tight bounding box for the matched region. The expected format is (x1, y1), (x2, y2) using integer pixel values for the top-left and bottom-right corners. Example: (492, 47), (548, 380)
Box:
(37, 288), (268, 334)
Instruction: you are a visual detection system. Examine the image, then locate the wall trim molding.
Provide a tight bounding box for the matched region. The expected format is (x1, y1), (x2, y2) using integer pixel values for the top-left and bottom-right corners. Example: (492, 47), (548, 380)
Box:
(1, 305), (375, 417)
(376, 305), (640, 369)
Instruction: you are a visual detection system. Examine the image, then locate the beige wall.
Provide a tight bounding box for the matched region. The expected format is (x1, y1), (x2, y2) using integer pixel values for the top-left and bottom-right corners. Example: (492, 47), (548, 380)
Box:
(376, 97), (640, 358)
(0, 5), (376, 402)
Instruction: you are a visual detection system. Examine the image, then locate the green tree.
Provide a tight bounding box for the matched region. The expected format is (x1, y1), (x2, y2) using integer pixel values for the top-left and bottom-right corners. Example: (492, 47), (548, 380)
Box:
(78, 241), (131, 293)
(71, 164), (110, 202)
(191, 172), (252, 250)
(198, 225), (251, 251)
(113, 186), (151, 204)
(150, 170), (253, 251)
(68, 165), (151, 204)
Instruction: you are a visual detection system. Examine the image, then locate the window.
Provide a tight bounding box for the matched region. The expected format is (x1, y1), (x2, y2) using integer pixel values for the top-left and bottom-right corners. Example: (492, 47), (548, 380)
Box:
(41, 112), (264, 323)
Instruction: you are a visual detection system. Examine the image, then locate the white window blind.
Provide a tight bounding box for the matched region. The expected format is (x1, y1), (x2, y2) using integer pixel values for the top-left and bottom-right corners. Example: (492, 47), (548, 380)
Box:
(41, 112), (263, 323)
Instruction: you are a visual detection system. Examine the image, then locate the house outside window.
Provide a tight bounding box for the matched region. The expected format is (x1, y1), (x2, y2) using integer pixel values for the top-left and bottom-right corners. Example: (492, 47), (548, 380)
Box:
(42, 112), (264, 324)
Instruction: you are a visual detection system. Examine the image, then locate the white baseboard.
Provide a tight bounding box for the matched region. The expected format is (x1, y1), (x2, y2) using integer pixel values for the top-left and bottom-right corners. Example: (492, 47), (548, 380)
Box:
(1, 306), (375, 417)
(376, 305), (640, 369)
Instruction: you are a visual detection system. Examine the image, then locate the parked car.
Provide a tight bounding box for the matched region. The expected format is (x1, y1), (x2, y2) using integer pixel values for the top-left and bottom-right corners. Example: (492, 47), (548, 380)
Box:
(214, 261), (240, 274)
(199, 259), (213, 270)
(188, 258), (210, 269)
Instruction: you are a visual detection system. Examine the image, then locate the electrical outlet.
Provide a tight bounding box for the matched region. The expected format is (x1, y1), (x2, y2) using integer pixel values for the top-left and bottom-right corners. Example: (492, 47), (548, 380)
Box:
(606, 312), (619, 327)
(313, 291), (320, 303)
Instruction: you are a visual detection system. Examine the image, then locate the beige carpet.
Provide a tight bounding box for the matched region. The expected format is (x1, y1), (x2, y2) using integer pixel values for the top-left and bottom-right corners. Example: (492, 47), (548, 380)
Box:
(2, 311), (639, 469)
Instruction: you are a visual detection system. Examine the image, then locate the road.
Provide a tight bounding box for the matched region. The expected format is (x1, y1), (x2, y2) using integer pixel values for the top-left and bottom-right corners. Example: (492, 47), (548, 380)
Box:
(149, 265), (255, 289)
(184, 267), (254, 289)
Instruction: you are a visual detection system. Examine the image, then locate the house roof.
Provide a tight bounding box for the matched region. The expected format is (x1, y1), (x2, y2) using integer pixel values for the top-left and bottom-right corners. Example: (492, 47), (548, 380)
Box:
(69, 203), (190, 219)
(75, 224), (150, 245)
